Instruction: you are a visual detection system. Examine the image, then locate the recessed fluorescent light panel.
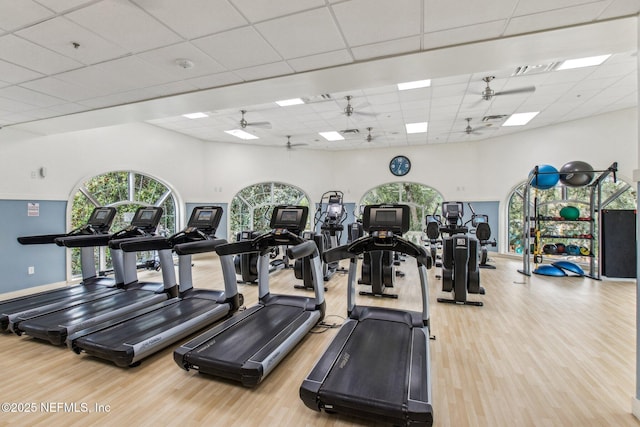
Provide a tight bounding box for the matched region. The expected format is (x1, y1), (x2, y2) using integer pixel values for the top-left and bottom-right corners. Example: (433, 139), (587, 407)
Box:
(397, 79), (431, 91)
(556, 54), (611, 70)
(405, 122), (428, 134)
(502, 112), (539, 127)
(275, 98), (305, 106)
(225, 129), (259, 140)
(182, 112), (208, 119)
(319, 131), (344, 141)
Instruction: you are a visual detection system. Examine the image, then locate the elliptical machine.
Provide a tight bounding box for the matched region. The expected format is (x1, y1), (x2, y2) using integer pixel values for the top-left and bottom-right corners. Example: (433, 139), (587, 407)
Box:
(468, 205), (497, 269)
(294, 191), (347, 290)
(436, 201), (485, 306)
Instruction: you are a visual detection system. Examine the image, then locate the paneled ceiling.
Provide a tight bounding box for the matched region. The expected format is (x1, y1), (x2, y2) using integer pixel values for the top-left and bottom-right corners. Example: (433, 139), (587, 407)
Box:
(0, 0), (638, 150)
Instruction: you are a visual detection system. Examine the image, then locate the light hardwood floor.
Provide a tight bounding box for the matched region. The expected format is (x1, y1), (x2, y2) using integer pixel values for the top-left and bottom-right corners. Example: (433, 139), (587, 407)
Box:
(0, 253), (637, 427)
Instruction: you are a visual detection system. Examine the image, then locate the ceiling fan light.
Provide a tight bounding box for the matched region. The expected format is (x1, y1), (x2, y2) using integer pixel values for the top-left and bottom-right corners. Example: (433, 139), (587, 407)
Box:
(502, 112), (539, 126)
(319, 131), (344, 141)
(225, 129), (259, 140)
(556, 54), (611, 70)
(397, 79), (431, 90)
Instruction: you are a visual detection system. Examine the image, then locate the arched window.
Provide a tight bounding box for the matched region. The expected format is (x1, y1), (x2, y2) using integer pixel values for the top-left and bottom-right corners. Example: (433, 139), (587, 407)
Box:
(507, 175), (636, 254)
(230, 182), (310, 238)
(70, 171), (178, 276)
(360, 182), (444, 243)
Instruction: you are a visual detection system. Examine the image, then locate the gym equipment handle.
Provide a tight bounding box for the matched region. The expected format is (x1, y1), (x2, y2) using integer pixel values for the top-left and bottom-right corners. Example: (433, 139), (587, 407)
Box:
(286, 240), (318, 260)
(173, 238), (228, 255)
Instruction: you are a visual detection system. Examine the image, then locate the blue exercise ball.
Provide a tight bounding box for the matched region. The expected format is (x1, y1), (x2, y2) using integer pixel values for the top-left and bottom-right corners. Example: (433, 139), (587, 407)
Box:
(560, 161), (594, 187)
(529, 164), (559, 189)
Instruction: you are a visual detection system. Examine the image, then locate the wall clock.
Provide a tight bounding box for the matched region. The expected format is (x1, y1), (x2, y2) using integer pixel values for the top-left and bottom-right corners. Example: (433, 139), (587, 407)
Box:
(389, 155), (411, 176)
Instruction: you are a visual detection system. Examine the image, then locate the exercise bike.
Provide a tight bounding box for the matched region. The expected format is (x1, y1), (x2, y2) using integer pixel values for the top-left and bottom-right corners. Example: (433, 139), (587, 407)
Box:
(435, 201), (485, 306)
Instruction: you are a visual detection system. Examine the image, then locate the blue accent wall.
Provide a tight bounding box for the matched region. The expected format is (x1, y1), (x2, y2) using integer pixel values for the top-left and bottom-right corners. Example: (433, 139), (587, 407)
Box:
(185, 202), (228, 241)
(0, 200), (67, 294)
(313, 202), (356, 245)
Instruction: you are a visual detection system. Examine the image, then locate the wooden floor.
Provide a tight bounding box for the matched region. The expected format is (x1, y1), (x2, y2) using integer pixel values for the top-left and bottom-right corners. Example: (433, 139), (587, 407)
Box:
(0, 254), (638, 427)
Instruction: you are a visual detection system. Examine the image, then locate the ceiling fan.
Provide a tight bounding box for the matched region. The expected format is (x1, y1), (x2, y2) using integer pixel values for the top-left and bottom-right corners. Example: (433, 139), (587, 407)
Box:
(463, 118), (484, 135)
(480, 76), (536, 101)
(285, 135), (307, 150)
(342, 95), (377, 118)
(239, 109), (271, 129)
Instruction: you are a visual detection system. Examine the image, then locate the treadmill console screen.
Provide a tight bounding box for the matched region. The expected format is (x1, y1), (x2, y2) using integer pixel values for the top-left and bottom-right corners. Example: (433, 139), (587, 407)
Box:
(442, 202), (463, 220)
(270, 205), (309, 232)
(130, 207), (163, 229)
(187, 206), (223, 233)
(362, 204), (410, 234)
(87, 207), (117, 229)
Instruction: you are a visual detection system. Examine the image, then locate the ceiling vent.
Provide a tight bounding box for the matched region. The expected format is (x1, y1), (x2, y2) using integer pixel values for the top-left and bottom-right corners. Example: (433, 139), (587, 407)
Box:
(302, 94), (332, 103)
(512, 62), (560, 76)
(482, 114), (508, 122)
(340, 128), (360, 134)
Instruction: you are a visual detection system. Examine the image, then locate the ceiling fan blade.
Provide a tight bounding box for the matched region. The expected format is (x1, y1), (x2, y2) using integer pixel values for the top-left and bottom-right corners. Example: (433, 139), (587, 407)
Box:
(494, 86), (536, 96)
(246, 121), (272, 129)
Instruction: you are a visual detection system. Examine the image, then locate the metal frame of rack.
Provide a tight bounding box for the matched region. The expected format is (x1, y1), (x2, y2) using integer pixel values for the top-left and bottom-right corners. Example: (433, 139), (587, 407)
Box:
(518, 162), (618, 279)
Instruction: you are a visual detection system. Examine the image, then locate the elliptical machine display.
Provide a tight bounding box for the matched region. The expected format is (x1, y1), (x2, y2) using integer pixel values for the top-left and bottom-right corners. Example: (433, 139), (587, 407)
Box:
(435, 202), (485, 306)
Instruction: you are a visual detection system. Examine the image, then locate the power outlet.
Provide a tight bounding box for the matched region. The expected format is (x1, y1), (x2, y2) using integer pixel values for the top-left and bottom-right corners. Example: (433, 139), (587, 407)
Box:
(28, 266), (35, 275)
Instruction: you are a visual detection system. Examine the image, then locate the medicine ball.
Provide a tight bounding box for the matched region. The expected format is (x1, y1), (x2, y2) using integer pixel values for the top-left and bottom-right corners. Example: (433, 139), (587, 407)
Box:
(565, 244), (581, 256)
(555, 243), (566, 254)
(529, 164), (559, 189)
(559, 161), (594, 187)
(559, 206), (580, 220)
(579, 246), (590, 256)
(543, 243), (558, 254)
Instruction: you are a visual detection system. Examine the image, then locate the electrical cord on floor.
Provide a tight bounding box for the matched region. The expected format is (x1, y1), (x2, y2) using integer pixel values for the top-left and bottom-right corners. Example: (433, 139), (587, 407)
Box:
(310, 314), (345, 333)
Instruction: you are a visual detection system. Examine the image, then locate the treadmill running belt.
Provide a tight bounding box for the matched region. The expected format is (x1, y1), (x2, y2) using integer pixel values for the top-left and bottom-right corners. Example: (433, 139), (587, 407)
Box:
(188, 304), (303, 366)
(319, 318), (411, 413)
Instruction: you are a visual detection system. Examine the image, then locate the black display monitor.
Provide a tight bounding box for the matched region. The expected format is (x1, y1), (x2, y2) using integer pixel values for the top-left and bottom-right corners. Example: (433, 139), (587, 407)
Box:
(472, 214), (488, 227)
(270, 205), (308, 232)
(87, 207), (117, 229)
(130, 207), (163, 229)
(187, 206), (223, 233)
(442, 202), (464, 220)
(327, 203), (344, 221)
(362, 204), (410, 234)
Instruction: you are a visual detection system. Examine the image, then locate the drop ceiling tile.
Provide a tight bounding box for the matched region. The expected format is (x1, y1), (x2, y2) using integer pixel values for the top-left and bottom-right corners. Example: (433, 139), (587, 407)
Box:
(233, 61), (294, 82)
(0, 96), (40, 112)
(192, 26), (281, 70)
(144, 81), (200, 98)
(423, 20), (507, 50)
(78, 88), (155, 109)
(133, 0), (247, 39)
(0, 0), (53, 31)
(332, 0), (421, 46)
(0, 86), (64, 107)
(137, 42), (226, 78)
(65, 0), (183, 53)
(257, 9), (345, 59)
(0, 34), (83, 74)
(230, 0), (325, 22)
(424, 0), (517, 32)
(16, 17), (129, 65)
(34, 0), (95, 13)
(351, 36), (421, 61)
(287, 49), (352, 72)
(504, 3), (612, 36)
(185, 72), (243, 90)
(0, 59), (43, 83)
(514, 0), (604, 16)
(20, 76), (105, 101)
(94, 56), (177, 90)
(597, 0), (640, 19)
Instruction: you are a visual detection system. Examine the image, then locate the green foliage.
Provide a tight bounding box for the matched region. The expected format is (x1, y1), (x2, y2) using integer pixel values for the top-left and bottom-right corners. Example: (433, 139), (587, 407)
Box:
(70, 171), (177, 276)
(230, 182), (310, 238)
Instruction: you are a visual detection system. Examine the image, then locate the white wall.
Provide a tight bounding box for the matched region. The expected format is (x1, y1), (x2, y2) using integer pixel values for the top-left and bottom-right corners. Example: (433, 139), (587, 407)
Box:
(0, 107), (636, 226)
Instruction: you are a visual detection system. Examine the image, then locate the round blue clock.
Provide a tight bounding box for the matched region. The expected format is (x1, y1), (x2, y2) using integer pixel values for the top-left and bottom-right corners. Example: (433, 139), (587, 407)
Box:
(389, 155), (411, 176)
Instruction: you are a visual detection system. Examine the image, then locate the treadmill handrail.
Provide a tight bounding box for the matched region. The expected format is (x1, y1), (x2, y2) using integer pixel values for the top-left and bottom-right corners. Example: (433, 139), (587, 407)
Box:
(119, 236), (174, 252)
(173, 238), (228, 256)
(286, 240), (318, 260)
(324, 234), (431, 269)
(55, 233), (113, 248)
(216, 229), (305, 256)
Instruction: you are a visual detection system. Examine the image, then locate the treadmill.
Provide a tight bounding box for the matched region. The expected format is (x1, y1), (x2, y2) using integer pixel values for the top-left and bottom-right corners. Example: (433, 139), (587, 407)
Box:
(68, 206), (242, 367)
(1, 207), (117, 332)
(299, 204), (434, 427)
(11, 207), (170, 344)
(174, 205), (325, 387)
